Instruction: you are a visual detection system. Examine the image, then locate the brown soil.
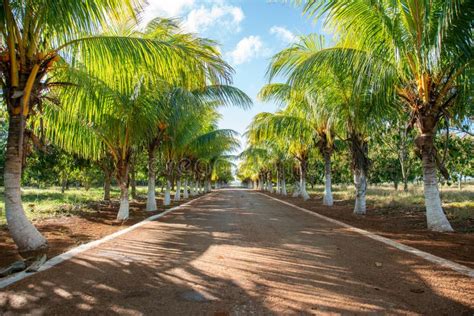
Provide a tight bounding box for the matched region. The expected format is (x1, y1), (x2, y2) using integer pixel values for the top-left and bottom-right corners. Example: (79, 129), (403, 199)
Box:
(0, 197), (192, 269)
(264, 192), (474, 269)
(1, 189), (472, 315)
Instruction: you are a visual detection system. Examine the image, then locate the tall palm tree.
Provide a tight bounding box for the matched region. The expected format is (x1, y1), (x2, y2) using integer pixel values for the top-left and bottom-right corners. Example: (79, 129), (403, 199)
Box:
(247, 111), (313, 200)
(237, 159), (260, 189)
(239, 146), (272, 191)
(45, 70), (162, 220)
(291, 0), (472, 231)
(186, 128), (240, 193)
(268, 34), (388, 213)
(258, 82), (336, 205)
(0, 1), (238, 254)
(153, 85), (250, 206)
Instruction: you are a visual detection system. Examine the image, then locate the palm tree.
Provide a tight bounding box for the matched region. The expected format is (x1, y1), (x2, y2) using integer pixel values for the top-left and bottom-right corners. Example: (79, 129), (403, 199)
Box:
(247, 112), (313, 200)
(237, 157), (261, 189)
(268, 34), (389, 213)
(153, 84), (250, 206)
(186, 129), (240, 193)
(258, 82), (336, 205)
(0, 1), (239, 254)
(239, 146), (272, 191)
(40, 23), (239, 217)
(45, 70), (162, 220)
(291, 0), (472, 231)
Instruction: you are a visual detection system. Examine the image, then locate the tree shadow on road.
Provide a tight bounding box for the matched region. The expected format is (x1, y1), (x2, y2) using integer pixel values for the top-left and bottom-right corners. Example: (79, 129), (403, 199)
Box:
(0, 190), (472, 315)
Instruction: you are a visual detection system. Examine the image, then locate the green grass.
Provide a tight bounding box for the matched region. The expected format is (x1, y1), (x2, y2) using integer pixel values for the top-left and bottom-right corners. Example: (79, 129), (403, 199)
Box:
(0, 186), (152, 226)
(1, 183), (472, 228)
(307, 183), (474, 224)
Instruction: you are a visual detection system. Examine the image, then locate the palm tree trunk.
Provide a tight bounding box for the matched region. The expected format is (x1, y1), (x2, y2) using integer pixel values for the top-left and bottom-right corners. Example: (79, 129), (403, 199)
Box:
(183, 178), (189, 199)
(103, 169), (111, 201)
(350, 133), (369, 215)
(198, 180), (202, 194)
(146, 148), (157, 211)
(190, 180), (196, 196)
(4, 115), (47, 256)
(418, 134), (453, 232)
(323, 151), (333, 206)
(292, 181), (300, 197)
(117, 184), (129, 220)
(276, 168), (281, 194)
(164, 179), (171, 206)
(267, 172), (273, 193)
(399, 127), (409, 192)
(299, 160), (310, 201)
(116, 161), (130, 220)
(130, 163), (137, 200)
(281, 178), (287, 196)
(174, 179), (181, 201)
(353, 169), (367, 214)
(281, 167), (287, 196)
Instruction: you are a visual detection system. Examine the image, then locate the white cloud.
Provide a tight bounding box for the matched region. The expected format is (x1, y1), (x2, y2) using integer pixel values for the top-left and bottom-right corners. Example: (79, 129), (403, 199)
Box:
(269, 26), (296, 43)
(143, 0), (195, 19)
(183, 5), (244, 33)
(142, 0), (244, 35)
(227, 36), (265, 65)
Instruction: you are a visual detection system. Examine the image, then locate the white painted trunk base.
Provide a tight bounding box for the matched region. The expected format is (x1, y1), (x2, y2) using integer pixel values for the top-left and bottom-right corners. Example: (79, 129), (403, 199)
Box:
(300, 178), (310, 201)
(267, 181), (273, 193)
(190, 181), (197, 197)
(174, 180), (181, 202)
(117, 188), (129, 220)
(196, 182), (201, 194)
(353, 172), (366, 214)
(146, 176), (157, 211)
(292, 182), (300, 198)
(164, 180), (171, 206)
(281, 179), (287, 196)
(323, 174), (333, 206)
(183, 179), (189, 199)
(423, 164), (453, 232)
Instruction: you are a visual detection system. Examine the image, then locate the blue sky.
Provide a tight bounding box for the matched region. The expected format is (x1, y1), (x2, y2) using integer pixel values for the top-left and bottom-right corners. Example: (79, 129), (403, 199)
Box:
(143, 0), (325, 148)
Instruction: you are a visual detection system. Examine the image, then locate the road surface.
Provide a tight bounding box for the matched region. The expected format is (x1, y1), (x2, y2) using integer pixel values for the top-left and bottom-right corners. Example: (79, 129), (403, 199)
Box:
(1, 189), (473, 315)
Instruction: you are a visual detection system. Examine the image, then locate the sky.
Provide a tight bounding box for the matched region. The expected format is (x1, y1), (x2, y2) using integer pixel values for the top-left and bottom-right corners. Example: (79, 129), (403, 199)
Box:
(143, 0), (325, 149)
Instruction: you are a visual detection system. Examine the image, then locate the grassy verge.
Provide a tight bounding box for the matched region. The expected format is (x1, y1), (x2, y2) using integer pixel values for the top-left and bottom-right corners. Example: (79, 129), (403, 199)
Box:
(306, 183), (474, 230)
(1, 184), (472, 230)
(0, 186), (153, 226)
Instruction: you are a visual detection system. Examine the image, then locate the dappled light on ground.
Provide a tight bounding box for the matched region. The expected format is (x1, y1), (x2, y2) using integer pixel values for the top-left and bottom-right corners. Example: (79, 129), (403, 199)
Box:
(1, 190), (472, 314)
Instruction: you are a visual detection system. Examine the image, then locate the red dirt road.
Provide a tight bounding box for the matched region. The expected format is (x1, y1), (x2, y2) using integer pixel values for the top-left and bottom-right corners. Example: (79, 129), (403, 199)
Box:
(1, 189), (473, 315)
